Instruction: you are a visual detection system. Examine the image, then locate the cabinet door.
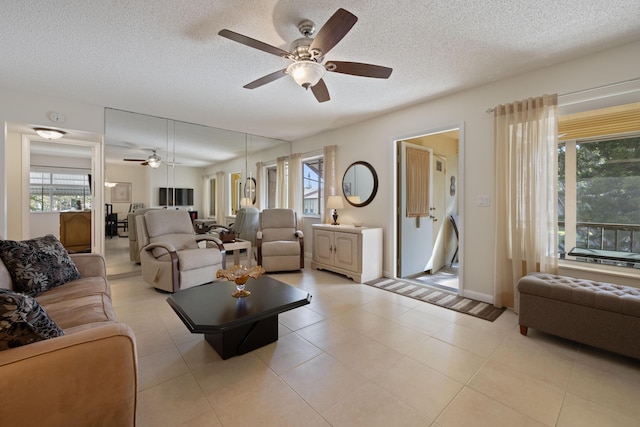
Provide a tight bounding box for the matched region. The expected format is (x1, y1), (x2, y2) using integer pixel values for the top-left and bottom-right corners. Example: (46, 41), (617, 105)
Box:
(313, 230), (334, 265)
(333, 232), (358, 272)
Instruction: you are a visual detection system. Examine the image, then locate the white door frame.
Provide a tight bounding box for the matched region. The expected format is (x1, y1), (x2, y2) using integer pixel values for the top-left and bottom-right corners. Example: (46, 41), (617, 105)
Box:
(392, 123), (465, 294)
(21, 135), (105, 254)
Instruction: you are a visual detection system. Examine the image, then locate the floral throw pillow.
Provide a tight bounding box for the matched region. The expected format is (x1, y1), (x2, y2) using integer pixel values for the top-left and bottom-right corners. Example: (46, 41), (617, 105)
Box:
(0, 234), (81, 297)
(0, 289), (64, 350)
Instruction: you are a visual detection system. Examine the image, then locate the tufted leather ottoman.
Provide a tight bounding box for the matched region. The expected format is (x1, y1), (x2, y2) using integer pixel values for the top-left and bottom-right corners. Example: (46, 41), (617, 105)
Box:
(517, 273), (640, 359)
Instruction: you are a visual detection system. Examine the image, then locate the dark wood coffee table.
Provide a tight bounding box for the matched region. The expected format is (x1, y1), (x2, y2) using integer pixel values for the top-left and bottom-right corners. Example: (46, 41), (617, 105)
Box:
(166, 276), (311, 360)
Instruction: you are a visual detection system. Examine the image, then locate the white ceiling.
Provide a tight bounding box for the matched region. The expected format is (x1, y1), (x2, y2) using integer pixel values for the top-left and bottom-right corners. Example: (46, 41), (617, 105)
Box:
(2, 1), (640, 166)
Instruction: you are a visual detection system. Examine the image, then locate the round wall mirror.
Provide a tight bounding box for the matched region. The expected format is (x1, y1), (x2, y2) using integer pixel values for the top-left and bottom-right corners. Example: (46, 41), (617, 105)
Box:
(342, 161), (378, 207)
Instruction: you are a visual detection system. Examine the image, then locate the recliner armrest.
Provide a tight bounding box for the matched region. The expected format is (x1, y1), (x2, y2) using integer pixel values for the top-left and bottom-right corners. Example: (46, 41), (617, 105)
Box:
(295, 230), (304, 238)
(142, 242), (177, 257)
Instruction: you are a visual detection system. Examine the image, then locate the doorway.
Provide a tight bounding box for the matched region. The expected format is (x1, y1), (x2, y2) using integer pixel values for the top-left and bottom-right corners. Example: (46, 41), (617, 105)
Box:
(396, 127), (461, 292)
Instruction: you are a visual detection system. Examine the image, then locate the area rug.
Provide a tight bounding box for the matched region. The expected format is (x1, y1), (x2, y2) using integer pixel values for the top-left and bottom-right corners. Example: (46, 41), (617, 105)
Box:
(365, 277), (505, 322)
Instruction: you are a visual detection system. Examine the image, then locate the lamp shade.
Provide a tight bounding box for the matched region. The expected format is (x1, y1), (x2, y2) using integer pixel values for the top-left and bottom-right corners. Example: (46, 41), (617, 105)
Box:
(326, 195), (344, 210)
(347, 196), (361, 204)
(286, 61), (325, 88)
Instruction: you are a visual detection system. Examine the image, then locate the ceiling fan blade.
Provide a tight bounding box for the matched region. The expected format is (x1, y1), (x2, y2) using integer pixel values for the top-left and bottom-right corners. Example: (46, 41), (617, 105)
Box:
(243, 69), (288, 89)
(326, 61), (393, 78)
(311, 79), (330, 103)
(123, 158), (146, 162)
(310, 9), (358, 56)
(218, 29), (290, 58)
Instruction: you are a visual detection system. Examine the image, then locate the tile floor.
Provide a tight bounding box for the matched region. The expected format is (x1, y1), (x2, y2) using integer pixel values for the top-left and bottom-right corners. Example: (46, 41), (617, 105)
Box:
(106, 255), (640, 427)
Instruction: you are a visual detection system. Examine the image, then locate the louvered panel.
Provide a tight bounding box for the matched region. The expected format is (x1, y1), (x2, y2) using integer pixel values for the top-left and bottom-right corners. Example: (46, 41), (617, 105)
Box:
(559, 102), (640, 141)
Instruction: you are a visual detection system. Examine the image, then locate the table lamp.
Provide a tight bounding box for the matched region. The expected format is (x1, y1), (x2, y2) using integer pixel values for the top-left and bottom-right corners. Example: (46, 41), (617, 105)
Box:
(326, 195), (344, 225)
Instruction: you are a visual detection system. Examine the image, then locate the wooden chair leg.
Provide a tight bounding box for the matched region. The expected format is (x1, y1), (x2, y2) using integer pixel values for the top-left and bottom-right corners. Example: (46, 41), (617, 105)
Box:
(519, 325), (528, 336)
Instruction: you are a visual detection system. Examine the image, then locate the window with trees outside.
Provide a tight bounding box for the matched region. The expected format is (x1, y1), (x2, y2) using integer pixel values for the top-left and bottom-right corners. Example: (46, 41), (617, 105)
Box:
(30, 170), (92, 212)
(559, 134), (640, 267)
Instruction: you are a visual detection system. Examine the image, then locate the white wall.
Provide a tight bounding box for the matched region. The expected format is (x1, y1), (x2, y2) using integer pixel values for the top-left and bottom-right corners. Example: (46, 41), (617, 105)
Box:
(2, 40), (639, 302)
(292, 40), (640, 302)
(1, 89), (104, 238)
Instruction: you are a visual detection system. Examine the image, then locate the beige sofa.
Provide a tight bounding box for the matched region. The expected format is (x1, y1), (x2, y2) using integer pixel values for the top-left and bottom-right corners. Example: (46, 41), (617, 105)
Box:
(0, 251), (138, 426)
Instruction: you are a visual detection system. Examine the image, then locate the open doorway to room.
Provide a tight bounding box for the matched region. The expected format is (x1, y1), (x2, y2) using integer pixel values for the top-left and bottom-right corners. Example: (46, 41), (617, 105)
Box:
(396, 127), (461, 292)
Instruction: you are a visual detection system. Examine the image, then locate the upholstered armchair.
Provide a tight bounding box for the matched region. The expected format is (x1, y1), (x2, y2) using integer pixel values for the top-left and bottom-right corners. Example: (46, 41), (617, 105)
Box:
(128, 207), (160, 262)
(256, 208), (304, 272)
(209, 207), (260, 246)
(136, 210), (226, 292)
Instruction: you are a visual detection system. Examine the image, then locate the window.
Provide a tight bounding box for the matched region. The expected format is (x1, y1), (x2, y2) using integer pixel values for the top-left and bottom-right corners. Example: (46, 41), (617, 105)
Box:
(303, 157), (323, 216)
(559, 134), (640, 265)
(265, 156), (324, 214)
(30, 170), (91, 212)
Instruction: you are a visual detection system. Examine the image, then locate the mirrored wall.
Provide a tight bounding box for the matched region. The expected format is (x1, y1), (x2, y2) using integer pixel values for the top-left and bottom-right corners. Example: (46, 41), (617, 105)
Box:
(103, 108), (290, 275)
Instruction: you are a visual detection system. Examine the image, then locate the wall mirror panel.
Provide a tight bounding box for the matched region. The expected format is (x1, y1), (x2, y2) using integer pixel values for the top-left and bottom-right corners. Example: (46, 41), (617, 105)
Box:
(342, 161), (378, 207)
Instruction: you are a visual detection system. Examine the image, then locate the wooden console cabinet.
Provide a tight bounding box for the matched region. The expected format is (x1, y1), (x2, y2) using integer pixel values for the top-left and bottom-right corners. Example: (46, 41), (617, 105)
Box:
(60, 211), (91, 253)
(311, 224), (382, 283)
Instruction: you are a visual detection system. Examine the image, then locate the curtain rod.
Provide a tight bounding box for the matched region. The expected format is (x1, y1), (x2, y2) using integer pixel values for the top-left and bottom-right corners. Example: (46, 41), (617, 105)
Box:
(485, 77), (640, 113)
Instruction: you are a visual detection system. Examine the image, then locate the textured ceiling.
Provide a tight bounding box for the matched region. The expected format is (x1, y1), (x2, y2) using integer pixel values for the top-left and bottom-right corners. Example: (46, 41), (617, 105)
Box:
(2, 1), (640, 165)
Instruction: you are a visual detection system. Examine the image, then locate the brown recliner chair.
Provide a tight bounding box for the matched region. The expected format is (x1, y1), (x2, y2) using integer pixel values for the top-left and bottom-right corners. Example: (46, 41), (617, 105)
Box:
(136, 210), (226, 292)
(256, 208), (304, 272)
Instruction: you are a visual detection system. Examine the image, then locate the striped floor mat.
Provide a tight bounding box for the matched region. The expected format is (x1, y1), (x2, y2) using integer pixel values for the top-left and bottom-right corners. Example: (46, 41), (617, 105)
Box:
(365, 277), (505, 322)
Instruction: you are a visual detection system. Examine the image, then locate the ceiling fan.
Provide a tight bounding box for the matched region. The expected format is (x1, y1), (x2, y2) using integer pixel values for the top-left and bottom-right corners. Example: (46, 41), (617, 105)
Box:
(123, 149), (162, 168)
(218, 8), (392, 103)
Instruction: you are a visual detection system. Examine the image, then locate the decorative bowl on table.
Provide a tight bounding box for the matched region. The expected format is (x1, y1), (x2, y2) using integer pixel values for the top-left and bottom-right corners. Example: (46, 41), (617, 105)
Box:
(216, 265), (265, 298)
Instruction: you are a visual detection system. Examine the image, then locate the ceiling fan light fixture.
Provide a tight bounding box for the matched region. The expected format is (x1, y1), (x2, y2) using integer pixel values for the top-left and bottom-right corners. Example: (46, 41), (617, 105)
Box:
(147, 152), (161, 168)
(34, 127), (66, 140)
(287, 61), (325, 89)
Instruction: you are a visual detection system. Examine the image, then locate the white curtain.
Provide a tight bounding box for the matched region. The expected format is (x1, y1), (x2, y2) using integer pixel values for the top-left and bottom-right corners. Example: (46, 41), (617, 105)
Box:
(202, 175), (210, 218)
(255, 161), (263, 209)
(288, 153), (303, 227)
(323, 145), (337, 223)
(494, 94), (558, 311)
(215, 171), (225, 225)
(276, 156), (288, 208)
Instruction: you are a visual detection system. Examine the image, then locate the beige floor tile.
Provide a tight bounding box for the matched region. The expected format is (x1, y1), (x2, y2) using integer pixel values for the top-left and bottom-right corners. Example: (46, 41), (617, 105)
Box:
(434, 322), (505, 357)
(360, 298), (412, 320)
(305, 294), (358, 317)
(373, 356), (463, 420)
(408, 337), (487, 383)
(211, 370), (321, 427)
(568, 362), (640, 418)
(278, 305), (326, 331)
(489, 336), (575, 390)
(326, 333), (404, 380)
(557, 393), (640, 427)
(436, 387), (546, 427)
(330, 307), (392, 335)
(393, 309), (452, 336)
(138, 346), (191, 391)
(468, 359), (564, 425)
(105, 266), (640, 427)
(296, 319), (360, 351)
(252, 331), (323, 374)
(178, 336), (225, 371)
(322, 381), (431, 426)
(136, 373), (212, 427)
(363, 320), (430, 354)
(191, 353), (273, 408)
(281, 352), (368, 412)
(179, 410), (223, 427)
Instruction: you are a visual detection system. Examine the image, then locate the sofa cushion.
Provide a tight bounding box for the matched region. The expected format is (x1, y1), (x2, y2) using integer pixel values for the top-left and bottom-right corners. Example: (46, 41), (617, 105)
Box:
(0, 235), (81, 297)
(0, 289), (64, 350)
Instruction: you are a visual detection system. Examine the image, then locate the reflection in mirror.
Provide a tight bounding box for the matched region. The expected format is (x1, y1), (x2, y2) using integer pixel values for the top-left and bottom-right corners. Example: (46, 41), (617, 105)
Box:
(342, 161), (378, 207)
